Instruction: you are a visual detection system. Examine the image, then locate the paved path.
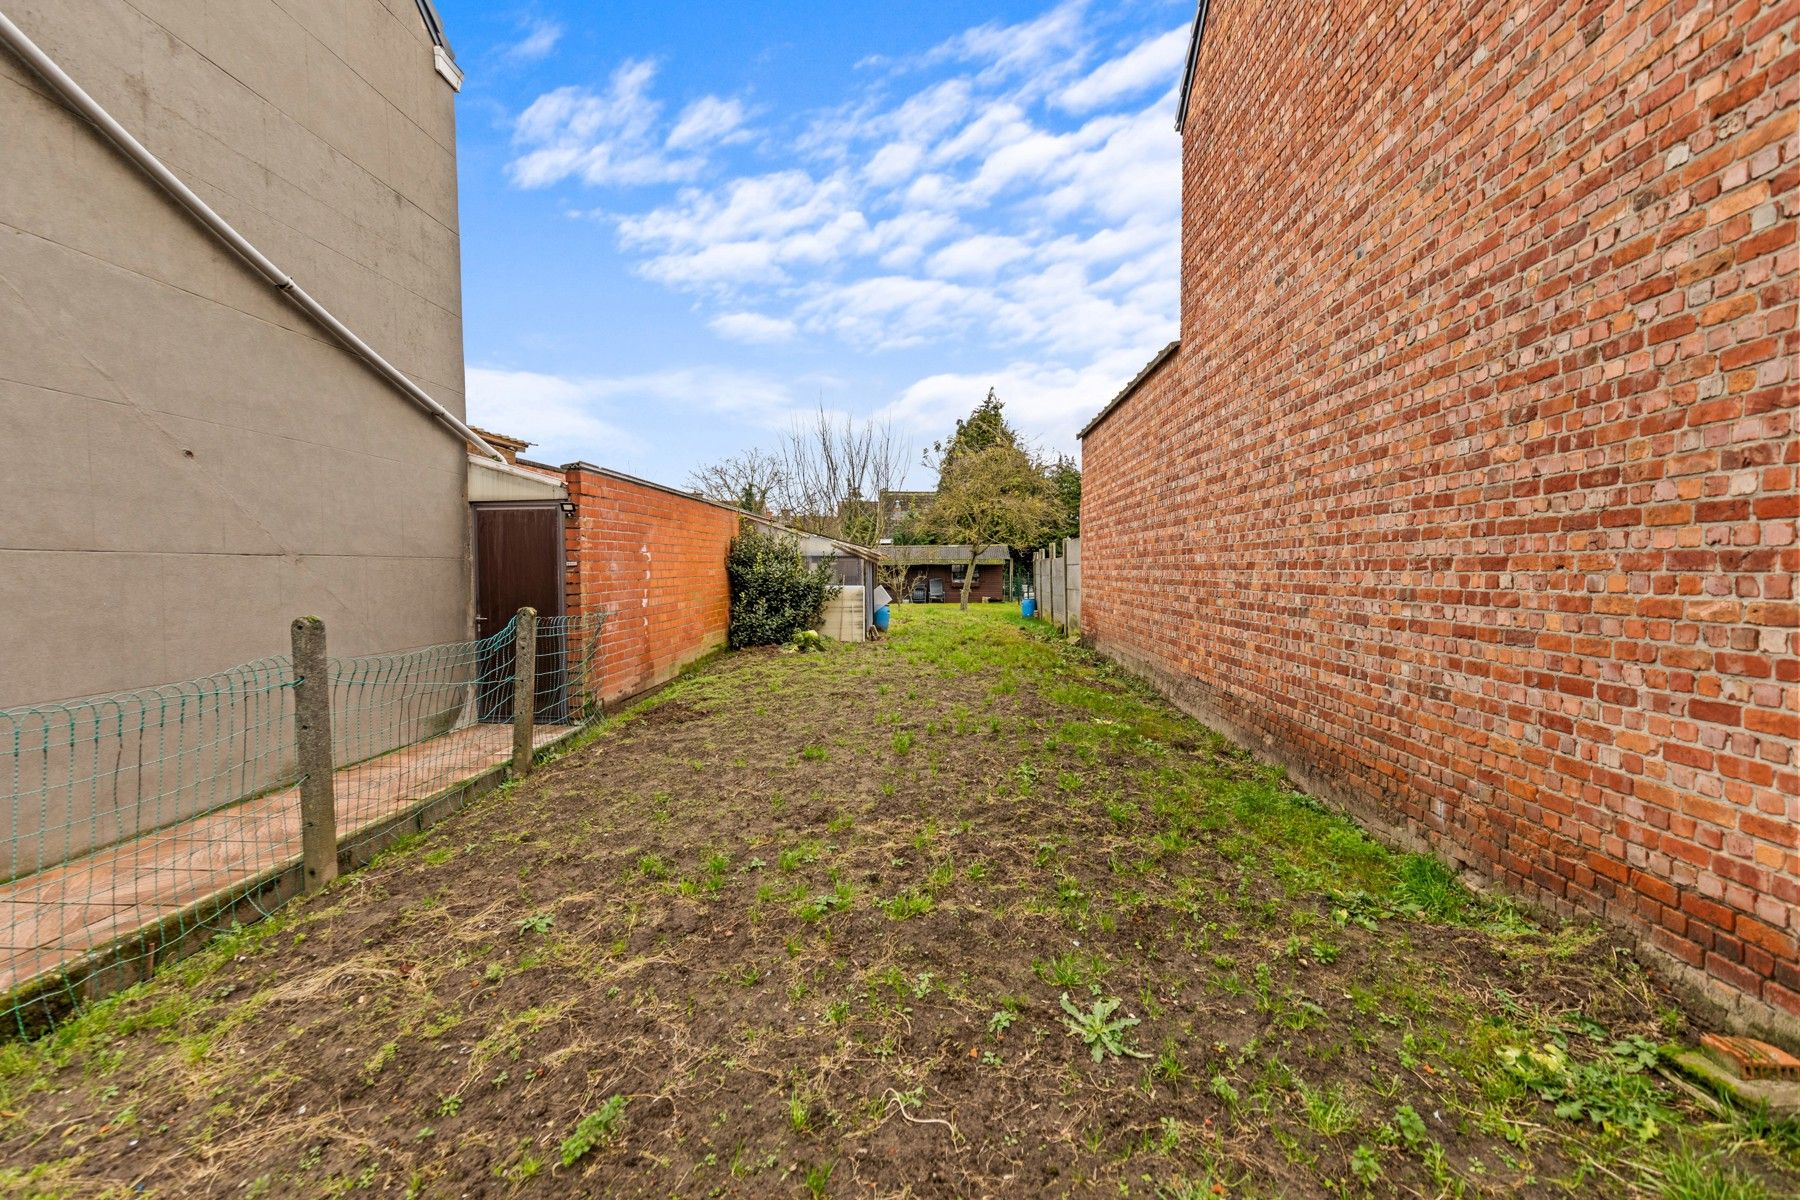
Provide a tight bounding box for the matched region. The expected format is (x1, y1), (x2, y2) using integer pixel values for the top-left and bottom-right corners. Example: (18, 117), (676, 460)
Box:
(0, 723), (572, 993)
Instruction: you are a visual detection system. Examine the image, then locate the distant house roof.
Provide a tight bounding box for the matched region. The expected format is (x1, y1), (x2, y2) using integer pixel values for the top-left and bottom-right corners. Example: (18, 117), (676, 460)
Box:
(882, 544), (1010, 567)
(1175, 1), (1213, 132)
(1077, 340), (1180, 439)
(413, 0), (454, 57)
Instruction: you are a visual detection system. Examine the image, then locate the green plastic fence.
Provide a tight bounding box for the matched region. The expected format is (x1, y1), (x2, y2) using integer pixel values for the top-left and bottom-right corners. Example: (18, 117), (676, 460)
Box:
(0, 610), (605, 1037)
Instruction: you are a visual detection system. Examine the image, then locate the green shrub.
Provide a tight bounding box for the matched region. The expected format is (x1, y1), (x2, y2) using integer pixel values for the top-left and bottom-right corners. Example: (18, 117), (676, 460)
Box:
(727, 523), (838, 648)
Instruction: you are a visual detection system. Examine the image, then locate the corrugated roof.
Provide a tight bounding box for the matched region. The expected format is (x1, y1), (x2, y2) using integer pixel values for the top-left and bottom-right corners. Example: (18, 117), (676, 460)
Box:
(1077, 340), (1180, 439)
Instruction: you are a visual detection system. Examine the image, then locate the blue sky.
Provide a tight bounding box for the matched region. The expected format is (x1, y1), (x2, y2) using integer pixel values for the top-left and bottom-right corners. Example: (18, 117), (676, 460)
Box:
(438, 0), (1189, 487)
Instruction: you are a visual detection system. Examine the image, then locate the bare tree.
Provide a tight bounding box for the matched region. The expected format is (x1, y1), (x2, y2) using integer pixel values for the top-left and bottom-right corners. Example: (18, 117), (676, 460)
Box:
(687, 447), (787, 514)
(690, 405), (911, 543)
(774, 405), (911, 544)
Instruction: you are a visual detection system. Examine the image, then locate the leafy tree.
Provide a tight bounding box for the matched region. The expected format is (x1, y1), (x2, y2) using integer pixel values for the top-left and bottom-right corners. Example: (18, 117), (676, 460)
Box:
(726, 523), (838, 647)
(921, 442), (1054, 610)
(926, 387), (1022, 472)
(1045, 455), (1082, 541)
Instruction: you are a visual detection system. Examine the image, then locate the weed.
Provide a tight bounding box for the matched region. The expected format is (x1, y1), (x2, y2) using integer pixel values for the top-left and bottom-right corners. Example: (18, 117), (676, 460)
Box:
(778, 842), (822, 871)
(795, 883), (853, 921)
(559, 1095), (627, 1166)
(515, 910), (554, 936)
(1059, 993), (1150, 1062)
(988, 1009), (1018, 1037)
(1350, 1143), (1382, 1187)
(362, 1042), (397, 1079)
(1497, 1036), (1668, 1139)
(1209, 1074), (1240, 1111)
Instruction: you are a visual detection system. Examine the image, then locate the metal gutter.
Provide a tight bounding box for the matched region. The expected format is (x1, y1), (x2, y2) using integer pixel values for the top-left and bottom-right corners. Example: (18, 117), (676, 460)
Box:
(1174, 0), (1214, 132)
(0, 7), (502, 461)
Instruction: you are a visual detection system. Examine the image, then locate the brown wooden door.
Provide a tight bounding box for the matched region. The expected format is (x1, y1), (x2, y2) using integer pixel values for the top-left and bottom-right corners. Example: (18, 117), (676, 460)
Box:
(472, 505), (566, 722)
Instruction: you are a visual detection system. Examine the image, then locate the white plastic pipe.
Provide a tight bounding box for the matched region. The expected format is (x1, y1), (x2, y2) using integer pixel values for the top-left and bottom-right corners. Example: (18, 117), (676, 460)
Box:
(0, 7), (504, 461)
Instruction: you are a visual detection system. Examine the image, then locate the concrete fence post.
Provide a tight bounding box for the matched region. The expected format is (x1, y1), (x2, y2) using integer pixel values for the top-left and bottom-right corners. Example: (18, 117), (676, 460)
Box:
(512, 607), (538, 777)
(290, 617), (338, 893)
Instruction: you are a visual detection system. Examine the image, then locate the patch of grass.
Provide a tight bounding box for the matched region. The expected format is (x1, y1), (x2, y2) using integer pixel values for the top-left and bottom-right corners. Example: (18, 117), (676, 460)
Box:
(803, 1159), (835, 1198)
(1034, 950), (1108, 988)
(1392, 854), (1471, 922)
(877, 890), (934, 920)
(1650, 1148), (1769, 1200)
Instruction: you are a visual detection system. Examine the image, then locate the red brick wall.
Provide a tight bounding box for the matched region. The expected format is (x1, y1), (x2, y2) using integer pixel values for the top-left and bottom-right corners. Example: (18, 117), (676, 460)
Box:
(1082, 0), (1797, 1036)
(564, 468), (740, 706)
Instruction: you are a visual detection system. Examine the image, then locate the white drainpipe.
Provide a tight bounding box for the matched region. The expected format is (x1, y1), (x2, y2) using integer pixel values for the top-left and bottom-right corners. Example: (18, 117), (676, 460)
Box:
(0, 8), (504, 461)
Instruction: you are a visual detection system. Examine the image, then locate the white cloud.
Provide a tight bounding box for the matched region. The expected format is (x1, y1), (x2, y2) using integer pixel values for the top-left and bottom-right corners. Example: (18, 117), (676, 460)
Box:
(466, 367), (646, 465)
(498, 1), (1186, 469)
(668, 96), (751, 151)
(502, 19), (563, 64)
(508, 63), (754, 189)
(881, 344), (1169, 458)
(1056, 26), (1188, 112)
(925, 234), (1032, 279)
(468, 364), (813, 466)
(709, 312), (798, 344)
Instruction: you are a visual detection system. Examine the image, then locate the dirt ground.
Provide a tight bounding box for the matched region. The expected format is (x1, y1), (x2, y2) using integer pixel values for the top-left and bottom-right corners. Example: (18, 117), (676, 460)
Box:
(3, 607), (1796, 1199)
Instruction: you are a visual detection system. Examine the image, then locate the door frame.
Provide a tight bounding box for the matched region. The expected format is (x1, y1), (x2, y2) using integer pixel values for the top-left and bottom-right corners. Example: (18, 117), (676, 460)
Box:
(470, 501), (569, 635)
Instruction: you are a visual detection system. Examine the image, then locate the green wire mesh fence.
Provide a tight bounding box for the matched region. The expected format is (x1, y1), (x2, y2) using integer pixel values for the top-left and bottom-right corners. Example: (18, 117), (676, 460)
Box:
(1, 609), (606, 1037)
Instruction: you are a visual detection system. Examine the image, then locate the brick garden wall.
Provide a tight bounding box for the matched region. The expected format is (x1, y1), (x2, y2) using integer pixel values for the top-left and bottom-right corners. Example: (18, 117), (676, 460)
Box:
(1081, 0), (1798, 1036)
(564, 467), (741, 706)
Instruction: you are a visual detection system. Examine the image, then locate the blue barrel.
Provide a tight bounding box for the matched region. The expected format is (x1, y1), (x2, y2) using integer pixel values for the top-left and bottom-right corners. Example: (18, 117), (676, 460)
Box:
(873, 605), (891, 632)
(1021, 598), (1036, 618)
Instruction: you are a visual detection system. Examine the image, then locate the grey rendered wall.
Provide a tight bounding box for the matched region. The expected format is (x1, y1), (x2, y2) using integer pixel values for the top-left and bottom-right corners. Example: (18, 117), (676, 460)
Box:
(0, 0), (471, 707)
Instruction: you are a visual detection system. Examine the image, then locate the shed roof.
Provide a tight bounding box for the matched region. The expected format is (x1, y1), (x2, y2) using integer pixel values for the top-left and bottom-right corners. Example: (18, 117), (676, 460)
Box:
(881, 544), (1010, 567)
(1077, 340), (1180, 440)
